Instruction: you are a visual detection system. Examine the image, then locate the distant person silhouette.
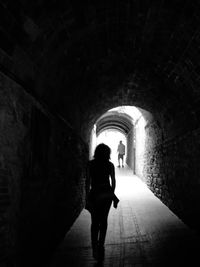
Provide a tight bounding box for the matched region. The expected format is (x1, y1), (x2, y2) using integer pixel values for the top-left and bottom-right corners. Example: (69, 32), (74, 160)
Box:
(85, 143), (119, 261)
(117, 140), (125, 167)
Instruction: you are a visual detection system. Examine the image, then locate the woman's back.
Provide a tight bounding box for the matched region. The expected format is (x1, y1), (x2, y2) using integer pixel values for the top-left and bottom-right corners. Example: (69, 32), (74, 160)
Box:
(89, 159), (113, 189)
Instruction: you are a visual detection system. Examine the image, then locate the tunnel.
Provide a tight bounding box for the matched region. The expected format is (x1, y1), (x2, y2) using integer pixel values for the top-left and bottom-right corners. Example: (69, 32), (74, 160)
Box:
(0, 0), (200, 266)
(90, 106), (147, 174)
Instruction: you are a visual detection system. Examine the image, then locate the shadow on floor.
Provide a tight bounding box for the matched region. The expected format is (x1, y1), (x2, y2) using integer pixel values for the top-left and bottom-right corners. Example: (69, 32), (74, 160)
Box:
(46, 167), (199, 267)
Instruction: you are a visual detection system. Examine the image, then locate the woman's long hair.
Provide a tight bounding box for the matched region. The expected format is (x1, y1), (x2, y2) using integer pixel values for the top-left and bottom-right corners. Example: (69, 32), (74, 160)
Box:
(94, 143), (111, 161)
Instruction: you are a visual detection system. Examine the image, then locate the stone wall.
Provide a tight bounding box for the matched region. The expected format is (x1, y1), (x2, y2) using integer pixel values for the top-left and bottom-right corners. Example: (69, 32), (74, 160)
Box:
(126, 127), (135, 171)
(144, 119), (200, 231)
(135, 116), (147, 180)
(0, 71), (88, 266)
(0, 72), (31, 265)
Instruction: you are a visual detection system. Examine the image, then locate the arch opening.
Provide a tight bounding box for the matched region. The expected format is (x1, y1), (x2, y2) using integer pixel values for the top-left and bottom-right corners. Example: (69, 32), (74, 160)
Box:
(90, 105), (151, 179)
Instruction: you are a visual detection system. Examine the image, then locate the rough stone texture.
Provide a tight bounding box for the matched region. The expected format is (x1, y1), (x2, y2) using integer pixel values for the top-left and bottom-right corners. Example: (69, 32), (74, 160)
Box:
(135, 116), (147, 180)
(0, 71), (88, 266)
(20, 113), (88, 266)
(144, 120), (200, 230)
(0, 72), (31, 265)
(126, 127), (135, 171)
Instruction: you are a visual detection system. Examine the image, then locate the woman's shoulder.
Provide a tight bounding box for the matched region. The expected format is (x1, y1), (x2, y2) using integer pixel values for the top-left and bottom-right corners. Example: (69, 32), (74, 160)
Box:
(108, 161), (114, 168)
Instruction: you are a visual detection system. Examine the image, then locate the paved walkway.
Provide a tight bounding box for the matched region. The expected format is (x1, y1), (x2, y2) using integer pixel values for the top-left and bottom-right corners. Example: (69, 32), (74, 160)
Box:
(48, 167), (199, 267)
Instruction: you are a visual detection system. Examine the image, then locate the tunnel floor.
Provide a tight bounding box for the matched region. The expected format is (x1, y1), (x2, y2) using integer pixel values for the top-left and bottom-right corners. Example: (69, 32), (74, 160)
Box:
(47, 167), (199, 267)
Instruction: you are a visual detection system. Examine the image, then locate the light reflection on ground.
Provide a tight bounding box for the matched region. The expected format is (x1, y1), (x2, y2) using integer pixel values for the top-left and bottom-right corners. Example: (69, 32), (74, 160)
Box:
(114, 167), (148, 200)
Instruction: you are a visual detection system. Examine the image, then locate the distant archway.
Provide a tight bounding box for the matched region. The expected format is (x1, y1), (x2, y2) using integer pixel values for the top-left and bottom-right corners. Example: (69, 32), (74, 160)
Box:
(90, 105), (150, 176)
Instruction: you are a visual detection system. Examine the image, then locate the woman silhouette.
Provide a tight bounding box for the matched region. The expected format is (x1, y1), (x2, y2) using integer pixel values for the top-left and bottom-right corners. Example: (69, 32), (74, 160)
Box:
(85, 143), (119, 261)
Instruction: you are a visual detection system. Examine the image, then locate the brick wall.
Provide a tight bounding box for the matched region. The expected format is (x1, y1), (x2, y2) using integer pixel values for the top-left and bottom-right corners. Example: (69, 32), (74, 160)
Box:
(0, 72), (31, 265)
(143, 118), (200, 231)
(0, 71), (88, 266)
(135, 116), (147, 180)
(126, 127), (135, 171)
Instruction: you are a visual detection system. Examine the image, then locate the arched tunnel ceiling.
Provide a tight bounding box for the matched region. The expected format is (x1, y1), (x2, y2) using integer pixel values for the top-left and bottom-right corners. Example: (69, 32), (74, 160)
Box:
(1, 0), (200, 138)
(96, 111), (133, 136)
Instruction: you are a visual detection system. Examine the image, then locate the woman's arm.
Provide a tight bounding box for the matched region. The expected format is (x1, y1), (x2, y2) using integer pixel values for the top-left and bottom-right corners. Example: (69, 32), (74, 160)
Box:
(85, 162), (91, 198)
(110, 163), (116, 192)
